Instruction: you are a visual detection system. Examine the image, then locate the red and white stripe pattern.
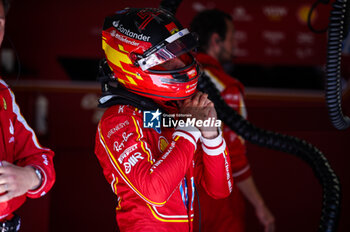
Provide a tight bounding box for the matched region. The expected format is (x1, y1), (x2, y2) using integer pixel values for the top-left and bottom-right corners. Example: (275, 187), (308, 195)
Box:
(200, 131), (226, 156)
(173, 125), (201, 149)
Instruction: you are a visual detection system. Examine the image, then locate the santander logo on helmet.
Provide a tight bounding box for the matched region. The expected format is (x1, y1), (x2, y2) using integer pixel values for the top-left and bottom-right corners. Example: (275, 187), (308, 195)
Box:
(112, 20), (120, 27)
(102, 8), (201, 101)
(116, 23), (151, 42)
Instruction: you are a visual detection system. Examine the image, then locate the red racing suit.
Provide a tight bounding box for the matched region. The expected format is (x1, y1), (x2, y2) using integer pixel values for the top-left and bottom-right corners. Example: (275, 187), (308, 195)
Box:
(194, 53), (252, 232)
(94, 103), (233, 232)
(0, 79), (55, 220)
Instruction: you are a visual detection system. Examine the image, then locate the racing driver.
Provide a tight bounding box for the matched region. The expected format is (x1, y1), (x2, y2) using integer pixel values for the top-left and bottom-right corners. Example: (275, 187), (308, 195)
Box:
(94, 8), (233, 232)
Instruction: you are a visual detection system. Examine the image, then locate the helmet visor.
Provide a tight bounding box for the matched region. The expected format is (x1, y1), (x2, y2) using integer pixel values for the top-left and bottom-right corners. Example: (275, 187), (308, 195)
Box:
(138, 29), (198, 71)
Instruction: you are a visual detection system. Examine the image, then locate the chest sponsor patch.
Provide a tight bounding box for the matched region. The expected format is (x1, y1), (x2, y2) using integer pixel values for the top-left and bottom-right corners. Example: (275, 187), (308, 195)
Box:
(107, 120), (129, 139)
(113, 132), (133, 152)
(118, 144), (138, 164)
(158, 136), (169, 153)
(124, 152), (144, 174)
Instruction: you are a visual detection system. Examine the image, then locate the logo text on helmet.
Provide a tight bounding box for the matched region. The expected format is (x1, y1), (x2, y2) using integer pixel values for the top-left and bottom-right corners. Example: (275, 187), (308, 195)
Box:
(116, 24), (151, 42)
(113, 20), (120, 28)
(110, 30), (140, 46)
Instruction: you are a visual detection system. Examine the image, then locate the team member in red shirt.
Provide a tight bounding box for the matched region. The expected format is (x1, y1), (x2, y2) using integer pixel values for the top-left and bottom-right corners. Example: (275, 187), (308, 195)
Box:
(94, 8), (233, 232)
(191, 9), (275, 232)
(0, 1), (55, 231)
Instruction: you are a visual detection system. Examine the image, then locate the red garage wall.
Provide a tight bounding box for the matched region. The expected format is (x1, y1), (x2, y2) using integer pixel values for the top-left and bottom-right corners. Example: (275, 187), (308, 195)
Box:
(10, 83), (350, 232)
(3, 0), (335, 82)
(2, 0), (350, 231)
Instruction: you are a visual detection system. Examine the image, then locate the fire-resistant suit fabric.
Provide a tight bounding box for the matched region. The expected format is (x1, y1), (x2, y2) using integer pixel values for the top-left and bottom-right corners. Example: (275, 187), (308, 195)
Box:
(0, 79), (56, 220)
(194, 53), (252, 232)
(95, 103), (233, 232)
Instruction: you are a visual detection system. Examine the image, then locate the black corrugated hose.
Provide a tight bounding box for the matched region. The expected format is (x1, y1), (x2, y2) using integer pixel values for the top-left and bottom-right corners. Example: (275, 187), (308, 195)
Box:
(159, 0), (341, 231)
(197, 73), (341, 232)
(325, 0), (350, 130)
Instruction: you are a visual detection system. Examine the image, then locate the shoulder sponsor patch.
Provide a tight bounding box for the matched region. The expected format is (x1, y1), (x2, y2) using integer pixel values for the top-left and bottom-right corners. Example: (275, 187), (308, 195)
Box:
(113, 132), (133, 152)
(118, 144), (138, 164)
(124, 152), (144, 174)
(107, 120), (130, 139)
(158, 136), (169, 153)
